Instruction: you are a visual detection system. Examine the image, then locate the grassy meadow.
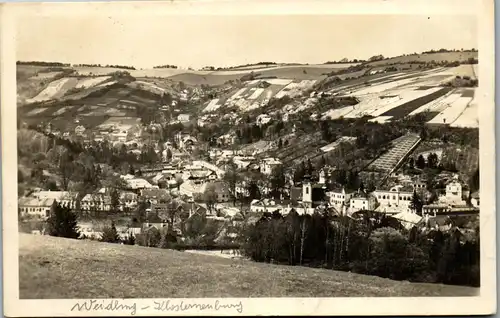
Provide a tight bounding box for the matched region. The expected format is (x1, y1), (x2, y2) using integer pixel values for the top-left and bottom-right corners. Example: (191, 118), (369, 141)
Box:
(19, 233), (478, 298)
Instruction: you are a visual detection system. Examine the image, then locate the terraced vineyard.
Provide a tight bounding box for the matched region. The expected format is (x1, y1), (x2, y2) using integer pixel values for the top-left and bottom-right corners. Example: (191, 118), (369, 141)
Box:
(263, 132), (328, 166)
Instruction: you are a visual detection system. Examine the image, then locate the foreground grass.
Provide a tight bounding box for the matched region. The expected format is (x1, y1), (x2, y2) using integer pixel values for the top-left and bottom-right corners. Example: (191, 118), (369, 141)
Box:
(19, 234), (478, 298)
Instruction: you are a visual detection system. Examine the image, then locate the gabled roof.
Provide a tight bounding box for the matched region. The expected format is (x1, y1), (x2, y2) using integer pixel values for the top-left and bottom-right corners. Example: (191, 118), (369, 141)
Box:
(19, 197), (55, 207)
(141, 188), (170, 200)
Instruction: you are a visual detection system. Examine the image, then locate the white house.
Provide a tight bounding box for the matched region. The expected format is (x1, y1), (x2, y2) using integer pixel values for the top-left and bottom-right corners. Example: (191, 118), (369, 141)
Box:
(121, 176), (153, 191)
(80, 193), (111, 212)
(31, 190), (78, 209)
(233, 156), (256, 170)
(326, 187), (356, 208)
(250, 199), (284, 213)
(120, 191), (138, 210)
(18, 197), (54, 220)
(111, 131), (128, 143)
(373, 185), (414, 214)
(439, 176), (467, 205)
(177, 114), (191, 123)
(75, 125), (86, 136)
(348, 192), (377, 214)
(259, 157), (282, 175)
(256, 114), (272, 126)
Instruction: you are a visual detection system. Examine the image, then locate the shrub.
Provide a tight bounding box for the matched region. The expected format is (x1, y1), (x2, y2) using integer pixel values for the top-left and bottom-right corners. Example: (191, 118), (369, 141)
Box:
(46, 202), (79, 239)
(100, 222), (121, 243)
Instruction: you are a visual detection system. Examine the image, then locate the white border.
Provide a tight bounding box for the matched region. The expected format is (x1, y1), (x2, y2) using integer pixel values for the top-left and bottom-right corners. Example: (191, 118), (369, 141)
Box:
(1, 0), (496, 316)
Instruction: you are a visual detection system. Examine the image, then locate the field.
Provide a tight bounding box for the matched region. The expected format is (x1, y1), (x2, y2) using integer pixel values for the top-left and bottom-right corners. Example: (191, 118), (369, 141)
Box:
(365, 51), (478, 67)
(366, 134), (421, 174)
(19, 234), (478, 298)
(320, 65), (478, 127)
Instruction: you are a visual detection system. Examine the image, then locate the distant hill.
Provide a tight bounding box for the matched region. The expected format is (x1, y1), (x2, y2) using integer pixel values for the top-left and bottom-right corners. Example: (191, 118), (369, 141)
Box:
(19, 233), (478, 298)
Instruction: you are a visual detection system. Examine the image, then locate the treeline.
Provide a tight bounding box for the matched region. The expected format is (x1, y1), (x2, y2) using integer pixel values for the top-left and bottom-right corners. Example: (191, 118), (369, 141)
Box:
(422, 48), (478, 54)
(72, 63), (136, 70)
(241, 210), (480, 287)
(324, 58), (366, 64)
(17, 61), (71, 67)
(153, 65), (178, 69)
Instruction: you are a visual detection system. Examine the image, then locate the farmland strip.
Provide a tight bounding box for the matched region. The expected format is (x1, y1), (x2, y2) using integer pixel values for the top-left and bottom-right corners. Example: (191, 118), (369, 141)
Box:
(380, 87), (452, 119)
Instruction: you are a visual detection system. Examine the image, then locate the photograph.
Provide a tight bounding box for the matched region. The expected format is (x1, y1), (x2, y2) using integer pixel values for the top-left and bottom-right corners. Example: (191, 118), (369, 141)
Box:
(2, 0), (496, 316)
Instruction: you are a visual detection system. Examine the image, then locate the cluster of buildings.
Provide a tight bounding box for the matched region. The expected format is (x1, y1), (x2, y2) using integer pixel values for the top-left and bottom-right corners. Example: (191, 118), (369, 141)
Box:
(247, 167), (479, 221)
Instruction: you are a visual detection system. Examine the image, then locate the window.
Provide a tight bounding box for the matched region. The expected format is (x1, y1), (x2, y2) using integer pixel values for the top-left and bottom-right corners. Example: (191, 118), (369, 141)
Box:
(306, 187), (309, 194)
(392, 195), (396, 200)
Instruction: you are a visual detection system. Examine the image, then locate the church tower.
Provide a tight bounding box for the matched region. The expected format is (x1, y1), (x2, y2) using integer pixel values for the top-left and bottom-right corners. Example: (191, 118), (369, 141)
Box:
(302, 175), (312, 208)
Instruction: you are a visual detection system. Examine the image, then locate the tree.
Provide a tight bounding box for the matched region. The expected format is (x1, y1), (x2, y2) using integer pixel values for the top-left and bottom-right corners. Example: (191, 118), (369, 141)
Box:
(47, 201), (80, 239)
(408, 157), (415, 169)
(306, 159), (314, 176)
(110, 188), (120, 214)
(270, 166), (286, 200)
(135, 199), (149, 223)
(410, 191), (423, 216)
(58, 150), (74, 191)
(469, 167), (480, 192)
(166, 200), (183, 230)
(166, 148), (173, 162)
(420, 126), (428, 140)
(416, 155), (426, 169)
(320, 120), (331, 141)
(123, 233), (136, 245)
(368, 54), (384, 62)
(100, 222), (121, 243)
(246, 180), (261, 201)
(427, 153), (439, 169)
(203, 183), (218, 214)
(223, 160), (239, 205)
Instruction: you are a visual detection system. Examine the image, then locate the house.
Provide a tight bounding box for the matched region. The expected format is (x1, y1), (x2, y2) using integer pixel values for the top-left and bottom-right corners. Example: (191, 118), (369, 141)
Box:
(80, 193), (112, 213)
(259, 157), (282, 175)
(177, 114), (191, 123)
(192, 160), (225, 179)
(179, 180), (207, 200)
(120, 192), (138, 211)
(233, 156), (256, 170)
(210, 181), (231, 203)
(439, 176), (467, 205)
(256, 114), (272, 126)
(18, 197), (54, 220)
(217, 134), (237, 147)
(418, 214), (454, 232)
(393, 211), (423, 230)
(121, 176), (153, 192)
(422, 204), (450, 216)
(31, 190), (78, 209)
(250, 199), (284, 213)
(141, 188), (171, 204)
(373, 185), (414, 214)
(111, 130), (129, 143)
(348, 192), (377, 214)
(326, 187), (356, 210)
(75, 125), (86, 136)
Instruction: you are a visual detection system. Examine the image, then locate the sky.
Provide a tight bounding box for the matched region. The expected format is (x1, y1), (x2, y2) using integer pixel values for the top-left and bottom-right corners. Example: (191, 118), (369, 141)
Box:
(17, 14), (477, 70)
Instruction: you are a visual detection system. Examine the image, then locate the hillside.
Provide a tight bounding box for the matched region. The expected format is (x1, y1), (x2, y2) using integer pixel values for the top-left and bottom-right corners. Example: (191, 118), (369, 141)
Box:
(19, 234), (478, 298)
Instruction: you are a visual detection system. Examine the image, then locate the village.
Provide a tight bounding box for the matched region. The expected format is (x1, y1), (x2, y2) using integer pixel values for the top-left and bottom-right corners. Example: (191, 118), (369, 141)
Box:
(19, 118), (479, 243)
(16, 47), (481, 290)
